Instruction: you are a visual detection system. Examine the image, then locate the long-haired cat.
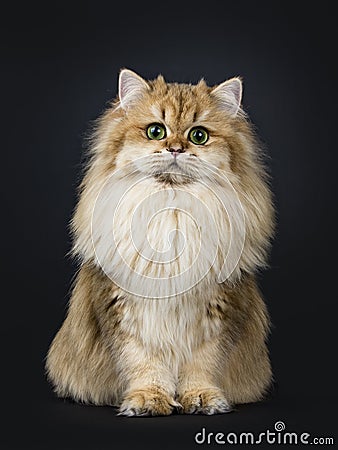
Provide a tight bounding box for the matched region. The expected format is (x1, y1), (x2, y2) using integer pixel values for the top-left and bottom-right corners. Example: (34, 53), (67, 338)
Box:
(46, 69), (274, 416)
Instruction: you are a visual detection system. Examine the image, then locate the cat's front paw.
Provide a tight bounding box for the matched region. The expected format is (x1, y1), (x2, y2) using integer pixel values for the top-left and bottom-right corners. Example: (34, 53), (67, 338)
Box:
(179, 388), (232, 415)
(118, 386), (181, 417)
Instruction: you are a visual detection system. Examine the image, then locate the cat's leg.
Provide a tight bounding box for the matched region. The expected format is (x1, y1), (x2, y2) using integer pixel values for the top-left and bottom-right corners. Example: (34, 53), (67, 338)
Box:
(93, 293), (181, 416)
(177, 276), (271, 414)
(177, 340), (232, 415)
(117, 342), (181, 417)
(178, 335), (271, 414)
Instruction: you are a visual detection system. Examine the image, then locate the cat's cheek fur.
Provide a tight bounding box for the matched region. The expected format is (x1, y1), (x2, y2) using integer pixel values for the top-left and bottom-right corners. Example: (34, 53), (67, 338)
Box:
(46, 70), (275, 416)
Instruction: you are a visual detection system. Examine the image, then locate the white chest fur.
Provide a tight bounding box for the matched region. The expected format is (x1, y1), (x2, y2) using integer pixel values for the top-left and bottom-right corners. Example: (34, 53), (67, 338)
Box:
(90, 175), (245, 299)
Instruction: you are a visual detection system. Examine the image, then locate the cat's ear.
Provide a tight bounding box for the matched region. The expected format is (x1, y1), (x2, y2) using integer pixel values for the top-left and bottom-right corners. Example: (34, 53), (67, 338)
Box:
(118, 69), (149, 110)
(211, 77), (242, 117)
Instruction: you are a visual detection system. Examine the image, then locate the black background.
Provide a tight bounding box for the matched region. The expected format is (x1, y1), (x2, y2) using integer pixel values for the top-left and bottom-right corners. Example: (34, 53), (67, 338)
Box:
(2, 1), (337, 449)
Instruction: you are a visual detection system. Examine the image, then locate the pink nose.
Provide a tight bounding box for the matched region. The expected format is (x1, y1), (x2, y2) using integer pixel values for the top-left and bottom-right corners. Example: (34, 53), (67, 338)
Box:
(167, 147), (185, 155)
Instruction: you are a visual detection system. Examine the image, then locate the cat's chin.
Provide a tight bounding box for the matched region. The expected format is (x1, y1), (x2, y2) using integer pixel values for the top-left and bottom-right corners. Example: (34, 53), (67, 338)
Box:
(153, 170), (195, 185)
(150, 160), (200, 185)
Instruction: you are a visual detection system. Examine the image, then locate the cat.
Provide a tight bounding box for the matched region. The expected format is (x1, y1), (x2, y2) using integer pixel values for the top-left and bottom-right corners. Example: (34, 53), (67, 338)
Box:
(46, 69), (275, 416)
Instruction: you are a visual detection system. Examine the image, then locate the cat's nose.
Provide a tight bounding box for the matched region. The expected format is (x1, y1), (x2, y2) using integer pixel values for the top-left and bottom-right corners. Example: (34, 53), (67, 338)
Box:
(167, 147), (185, 156)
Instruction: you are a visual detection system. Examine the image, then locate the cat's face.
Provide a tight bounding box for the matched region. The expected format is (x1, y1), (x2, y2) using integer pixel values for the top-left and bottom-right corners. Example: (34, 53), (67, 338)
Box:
(107, 70), (245, 184)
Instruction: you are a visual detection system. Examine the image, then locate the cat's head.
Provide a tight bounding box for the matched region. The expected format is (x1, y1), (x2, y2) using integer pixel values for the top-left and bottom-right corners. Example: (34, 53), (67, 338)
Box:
(93, 69), (250, 184)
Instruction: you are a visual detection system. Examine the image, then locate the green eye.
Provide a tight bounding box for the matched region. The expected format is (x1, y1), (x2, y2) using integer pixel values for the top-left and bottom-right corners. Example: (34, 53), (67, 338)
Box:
(146, 123), (166, 140)
(189, 127), (209, 145)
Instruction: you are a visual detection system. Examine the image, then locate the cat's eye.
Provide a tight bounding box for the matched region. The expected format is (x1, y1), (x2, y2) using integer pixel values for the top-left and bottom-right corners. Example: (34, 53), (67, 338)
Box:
(189, 127), (209, 145)
(146, 123), (166, 140)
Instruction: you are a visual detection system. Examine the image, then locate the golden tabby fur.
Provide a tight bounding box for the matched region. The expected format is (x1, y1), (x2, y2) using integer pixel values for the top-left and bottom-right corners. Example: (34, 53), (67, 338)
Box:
(46, 69), (274, 416)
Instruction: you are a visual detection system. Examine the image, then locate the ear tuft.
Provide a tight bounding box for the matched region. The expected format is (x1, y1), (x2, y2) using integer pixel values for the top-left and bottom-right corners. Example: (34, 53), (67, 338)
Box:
(211, 77), (243, 117)
(118, 69), (149, 110)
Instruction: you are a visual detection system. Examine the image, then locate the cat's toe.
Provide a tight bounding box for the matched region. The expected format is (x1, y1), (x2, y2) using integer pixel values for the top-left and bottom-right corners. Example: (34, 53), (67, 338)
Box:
(118, 387), (179, 417)
(203, 397), (232, 415)
(179, 388), (232, 415)
(179, 392), (201, 414)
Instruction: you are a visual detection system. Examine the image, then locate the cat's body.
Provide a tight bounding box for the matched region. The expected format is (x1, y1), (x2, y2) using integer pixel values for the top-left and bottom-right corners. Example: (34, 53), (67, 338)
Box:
(46, 70), (274, 415)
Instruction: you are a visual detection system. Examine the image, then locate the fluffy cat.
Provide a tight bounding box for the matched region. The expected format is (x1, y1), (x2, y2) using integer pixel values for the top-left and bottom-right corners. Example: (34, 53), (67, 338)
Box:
(46, 69), (274, 416)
